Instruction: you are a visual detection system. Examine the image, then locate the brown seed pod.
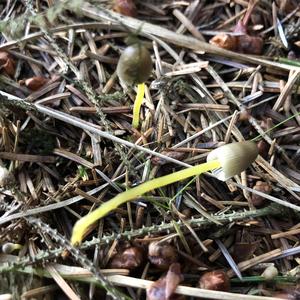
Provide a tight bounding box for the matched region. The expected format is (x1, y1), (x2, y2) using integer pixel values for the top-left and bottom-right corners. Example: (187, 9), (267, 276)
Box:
(109, 246), (144, 270)
(117, 43), (152, 86)
(113, 0), (137, 17)
(199, 270), (230, 292)
(148, 242), (178, 270)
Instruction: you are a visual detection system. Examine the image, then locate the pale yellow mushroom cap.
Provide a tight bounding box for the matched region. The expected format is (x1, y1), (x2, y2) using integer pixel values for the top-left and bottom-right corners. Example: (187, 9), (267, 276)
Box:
(206, 141), (258, 181)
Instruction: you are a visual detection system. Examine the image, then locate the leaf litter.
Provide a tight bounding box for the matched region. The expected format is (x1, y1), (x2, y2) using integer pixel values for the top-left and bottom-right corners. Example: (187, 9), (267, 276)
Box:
(0, 0), (300, 299)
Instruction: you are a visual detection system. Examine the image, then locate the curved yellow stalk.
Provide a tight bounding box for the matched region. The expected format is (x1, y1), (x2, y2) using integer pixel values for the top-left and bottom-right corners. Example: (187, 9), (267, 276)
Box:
(132, 83), (145, 128)
(71, 159), (221, 245)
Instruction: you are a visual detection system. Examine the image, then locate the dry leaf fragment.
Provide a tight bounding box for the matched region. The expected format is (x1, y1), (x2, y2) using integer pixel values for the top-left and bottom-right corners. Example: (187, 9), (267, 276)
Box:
(113, 0), (137, 17)
(21, 76), (48, 91)
(147, 263), (183, 300)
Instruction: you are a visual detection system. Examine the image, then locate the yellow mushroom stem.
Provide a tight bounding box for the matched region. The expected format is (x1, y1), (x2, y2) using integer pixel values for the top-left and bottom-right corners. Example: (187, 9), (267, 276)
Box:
(132, 82), (145, 128)
(71, 159), (221, 245)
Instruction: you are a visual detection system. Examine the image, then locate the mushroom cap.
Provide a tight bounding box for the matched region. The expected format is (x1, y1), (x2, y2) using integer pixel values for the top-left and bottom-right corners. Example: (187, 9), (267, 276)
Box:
(206, 141), (258, 181)
(117, 43), (152, 85)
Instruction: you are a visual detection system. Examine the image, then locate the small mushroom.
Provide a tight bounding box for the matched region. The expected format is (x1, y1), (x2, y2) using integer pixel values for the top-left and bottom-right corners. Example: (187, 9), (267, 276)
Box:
(117, 41), (152, 128)
(117, 43), (152, 86)
(206, 141), (258, 181)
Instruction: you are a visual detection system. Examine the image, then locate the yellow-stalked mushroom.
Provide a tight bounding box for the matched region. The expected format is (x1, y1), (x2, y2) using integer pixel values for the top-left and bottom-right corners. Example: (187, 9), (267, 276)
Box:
(117, 41), (152, 128)
(71, 141), (258, 246)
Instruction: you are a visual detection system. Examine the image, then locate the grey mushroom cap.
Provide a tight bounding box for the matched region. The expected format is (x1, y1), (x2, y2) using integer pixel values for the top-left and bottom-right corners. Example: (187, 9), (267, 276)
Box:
(206, 141), (258, 181)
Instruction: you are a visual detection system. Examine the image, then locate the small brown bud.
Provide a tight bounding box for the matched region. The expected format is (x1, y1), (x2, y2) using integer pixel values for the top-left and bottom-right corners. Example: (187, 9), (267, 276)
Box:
(251, 181), (272, 207)
(113, 0), (137, 17)
(199, 270), (230, 292)
(148, 242), (178, 270)
(23, 76), (47, 91)
(109, 246), (144, 270)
